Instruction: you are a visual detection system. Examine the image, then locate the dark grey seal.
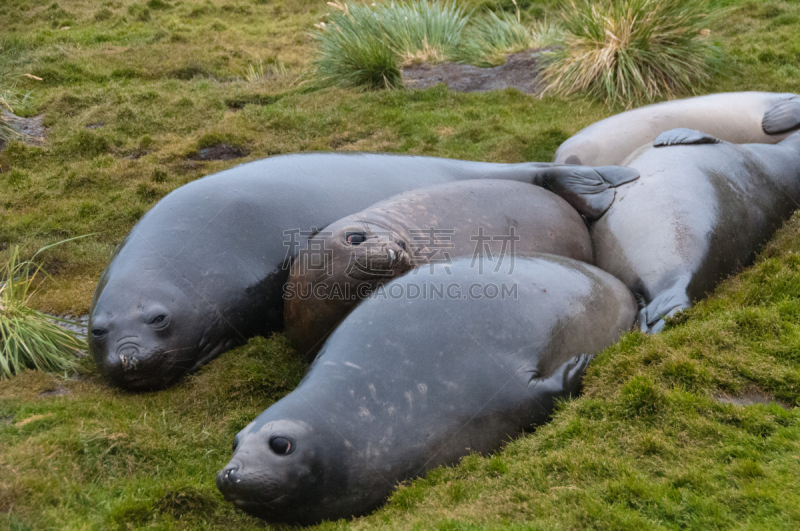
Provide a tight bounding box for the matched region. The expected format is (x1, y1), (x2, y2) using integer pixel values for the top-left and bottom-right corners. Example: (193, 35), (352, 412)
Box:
(555, 92), (800, 166)
(592, 128), (800, 333)
(88, 153), (637, 390)
(285, 180), (593, 358)
(217, 254), (637, 524)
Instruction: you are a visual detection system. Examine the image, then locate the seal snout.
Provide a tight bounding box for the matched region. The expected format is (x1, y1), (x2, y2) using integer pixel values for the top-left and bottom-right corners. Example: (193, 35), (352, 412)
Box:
(348, 244), (410, 280)
(114, 341), (141, 370)
(217, 460), (243, 493)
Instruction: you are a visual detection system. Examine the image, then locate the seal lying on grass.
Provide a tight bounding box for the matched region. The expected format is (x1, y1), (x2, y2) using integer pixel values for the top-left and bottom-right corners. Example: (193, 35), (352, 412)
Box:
(88, 153), (638, 390)
(217, 254), (637, 524)
(285, 180), (594, 358)
(554, 92), (800, 166)
(592, 128), (800, 333)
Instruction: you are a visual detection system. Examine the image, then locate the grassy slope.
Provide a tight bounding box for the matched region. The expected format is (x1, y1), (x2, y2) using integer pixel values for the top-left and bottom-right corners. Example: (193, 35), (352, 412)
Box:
(2, 0), (800, 529)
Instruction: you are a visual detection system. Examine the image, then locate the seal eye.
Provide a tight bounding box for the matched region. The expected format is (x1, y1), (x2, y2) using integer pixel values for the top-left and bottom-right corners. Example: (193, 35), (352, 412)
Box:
(149, 315), (167, 325)
(345, 232), (367, 245)
(269, 436), (293, 455)
(398, 241), (406, 250)
(91, 328), (107, 339)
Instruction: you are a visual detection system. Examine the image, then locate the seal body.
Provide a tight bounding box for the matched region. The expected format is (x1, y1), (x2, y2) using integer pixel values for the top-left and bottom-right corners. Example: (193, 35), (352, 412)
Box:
(285, 180), (593, 357)
(217, 255), (637, 524)
(592, 129), (800, 333)
(554, 92), (800, 166)
(88, 152), (635, 390)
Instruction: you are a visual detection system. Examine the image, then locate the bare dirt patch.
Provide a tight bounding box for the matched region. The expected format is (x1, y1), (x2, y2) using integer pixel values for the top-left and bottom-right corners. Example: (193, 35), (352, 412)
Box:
(188, 143), (249, 161)
(713, 390), (792, 410)
(402, 49), (549, 94)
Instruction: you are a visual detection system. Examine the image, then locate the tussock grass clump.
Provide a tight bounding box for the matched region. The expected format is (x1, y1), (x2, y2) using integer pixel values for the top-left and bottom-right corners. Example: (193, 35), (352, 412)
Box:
(542, 0), (715, 106)
(0, 245), (83, 379)
(459, 10), (564, 65)
(242, 58), (290, 83)
(313, 0), (470, 89)
(379, 0), (469, 64)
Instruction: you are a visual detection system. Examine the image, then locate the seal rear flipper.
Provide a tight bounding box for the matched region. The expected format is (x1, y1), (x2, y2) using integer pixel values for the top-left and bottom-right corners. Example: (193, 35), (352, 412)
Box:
(654, 128), (721, 147)
(763, 97), (800, 134)
(639, 286), (692, 334)
(536, 166), (639, 221)
(524, 354), (594, 416)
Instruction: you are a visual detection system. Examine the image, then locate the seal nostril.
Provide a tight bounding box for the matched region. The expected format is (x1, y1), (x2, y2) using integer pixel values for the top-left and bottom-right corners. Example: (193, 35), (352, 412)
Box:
(225, 464), (240, 483)
(217, 463), (242, 492)
(115, 344), (141, 370)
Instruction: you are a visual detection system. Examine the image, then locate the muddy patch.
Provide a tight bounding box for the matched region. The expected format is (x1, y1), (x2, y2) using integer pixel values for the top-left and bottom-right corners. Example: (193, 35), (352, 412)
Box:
(51, 314), (90, 358)
(188, 143), (249, 161)
(714, 390), (792, 410)
(402, 49), (549, 94)
(39, 386), (70, 397)
(0, 111), (47, 148)
(53, 314), (89, 336)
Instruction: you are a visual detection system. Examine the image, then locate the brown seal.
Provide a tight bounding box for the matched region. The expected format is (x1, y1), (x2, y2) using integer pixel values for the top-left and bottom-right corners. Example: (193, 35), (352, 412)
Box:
(285, 180), (593, 357)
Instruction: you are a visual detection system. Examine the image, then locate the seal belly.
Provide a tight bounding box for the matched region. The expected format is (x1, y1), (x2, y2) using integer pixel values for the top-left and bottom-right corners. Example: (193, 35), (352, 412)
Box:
(592, 137), (800, 332)
(592, 153), (718, 301)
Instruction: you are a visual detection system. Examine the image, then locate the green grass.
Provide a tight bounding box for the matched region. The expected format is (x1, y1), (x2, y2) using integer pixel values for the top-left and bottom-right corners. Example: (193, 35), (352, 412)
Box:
(0, 244), (82, 379)
(1, 0), (800, 528)
(542, 0), (718, 105)
(312, 0), (471, 89)
(312, 1), (405, 89)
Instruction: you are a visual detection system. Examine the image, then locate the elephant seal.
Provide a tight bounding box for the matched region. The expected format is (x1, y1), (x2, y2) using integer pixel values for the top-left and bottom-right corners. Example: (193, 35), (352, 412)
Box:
(88, 152), (638, 390)
(217, 254), (637, 524)
(554, 92), (800, 166)
(285, 180), (593, 358)
(592, 128), (800, 333)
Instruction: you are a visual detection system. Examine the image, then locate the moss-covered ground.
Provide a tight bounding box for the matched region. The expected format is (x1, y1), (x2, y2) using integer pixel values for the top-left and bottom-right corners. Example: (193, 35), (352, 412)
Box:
(2, 0), (800, 529)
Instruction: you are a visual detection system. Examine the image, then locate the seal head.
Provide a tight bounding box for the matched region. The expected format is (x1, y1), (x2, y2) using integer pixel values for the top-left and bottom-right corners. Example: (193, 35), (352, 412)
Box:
(89, 260), (234, 390)
(216, 409), (351, 524)
(285, 220), (413, 356)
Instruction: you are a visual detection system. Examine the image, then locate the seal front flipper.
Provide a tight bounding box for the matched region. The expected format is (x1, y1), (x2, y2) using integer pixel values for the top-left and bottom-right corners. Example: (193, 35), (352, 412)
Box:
(654, 128), (721, 147)
(639, 283), (692, 334)
(592, 165), (640, 187)
(763, 97), (800, 134)
(537, 166), (639, 221)
(523, 353), (594, 418)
